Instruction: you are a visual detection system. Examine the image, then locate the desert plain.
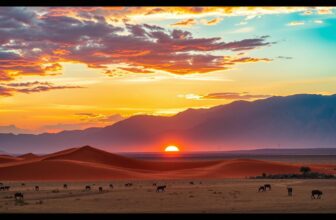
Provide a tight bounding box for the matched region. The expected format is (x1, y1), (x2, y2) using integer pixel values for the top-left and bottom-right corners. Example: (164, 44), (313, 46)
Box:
(0, 146), (336, 213)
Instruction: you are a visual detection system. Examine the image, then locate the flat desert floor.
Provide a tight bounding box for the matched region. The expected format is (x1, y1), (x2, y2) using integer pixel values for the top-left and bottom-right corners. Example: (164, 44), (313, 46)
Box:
(1, 179), (336, 213)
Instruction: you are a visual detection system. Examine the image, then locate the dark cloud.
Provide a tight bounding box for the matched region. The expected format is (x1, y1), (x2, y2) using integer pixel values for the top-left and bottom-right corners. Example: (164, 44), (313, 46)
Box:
(277, 56), (293, 60)
(0, 81), (83, 96)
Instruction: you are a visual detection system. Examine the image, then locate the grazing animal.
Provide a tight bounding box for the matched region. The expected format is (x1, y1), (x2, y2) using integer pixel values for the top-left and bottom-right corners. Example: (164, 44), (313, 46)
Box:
(156, 185), (166, 192)
(125, 183), (133, 187)
(258, 186), (265, 192)
(63, 184), (68, 189)
(109, 184), (113, 189)
(35, 186), (39, 191)
(99, 187), (103, 192)
(14, 192), (24, 201)
(189, 181), (194, 185)
(21, 183), (25, 186)
(0, 186), (4, 191)
(153, 183), (156, 186)
(287, 187), (293, 196)
(2, 186), (10, 191)
(264, 184), (271, 191)
(85, 185), (91, 191)
(311, 190), (323, 199)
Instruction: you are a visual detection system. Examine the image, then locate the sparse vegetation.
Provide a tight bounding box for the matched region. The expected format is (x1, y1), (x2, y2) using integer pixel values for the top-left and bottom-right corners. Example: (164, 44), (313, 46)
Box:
(15, 200), (29, 206)
(300, 166), (311, 175)
(252, 172), (335, 179)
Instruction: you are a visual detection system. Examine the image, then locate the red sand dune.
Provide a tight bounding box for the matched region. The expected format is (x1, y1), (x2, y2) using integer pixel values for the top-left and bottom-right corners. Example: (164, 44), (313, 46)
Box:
(0, 155), (22, 164)
(0, 146), (335, 181)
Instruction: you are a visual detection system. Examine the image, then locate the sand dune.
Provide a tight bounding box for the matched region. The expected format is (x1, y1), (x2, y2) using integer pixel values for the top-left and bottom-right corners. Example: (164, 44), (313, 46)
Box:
(18, 153), (39, 160)
(0, 155), (22, 164)
(0, 146), (335, 181)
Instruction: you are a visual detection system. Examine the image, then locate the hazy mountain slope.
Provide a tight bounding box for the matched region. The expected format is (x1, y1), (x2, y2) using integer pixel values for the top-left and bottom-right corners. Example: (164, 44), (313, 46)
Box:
(1, 94), (336, 154)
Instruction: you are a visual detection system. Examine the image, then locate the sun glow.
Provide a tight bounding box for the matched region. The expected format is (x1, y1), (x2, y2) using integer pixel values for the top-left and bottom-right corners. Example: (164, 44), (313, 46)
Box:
(164, 145), (180, 152)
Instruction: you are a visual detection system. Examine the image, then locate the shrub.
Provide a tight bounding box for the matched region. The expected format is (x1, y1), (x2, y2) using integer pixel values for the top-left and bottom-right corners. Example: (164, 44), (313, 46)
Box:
(300, 166), (311, 175)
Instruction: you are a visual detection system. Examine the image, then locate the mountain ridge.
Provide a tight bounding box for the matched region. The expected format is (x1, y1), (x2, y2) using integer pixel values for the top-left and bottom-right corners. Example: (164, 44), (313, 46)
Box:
(1, 94), (336, 154)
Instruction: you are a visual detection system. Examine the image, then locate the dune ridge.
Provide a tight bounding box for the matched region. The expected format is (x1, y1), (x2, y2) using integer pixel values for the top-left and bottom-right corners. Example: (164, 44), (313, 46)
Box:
(0, 146), (335, 181)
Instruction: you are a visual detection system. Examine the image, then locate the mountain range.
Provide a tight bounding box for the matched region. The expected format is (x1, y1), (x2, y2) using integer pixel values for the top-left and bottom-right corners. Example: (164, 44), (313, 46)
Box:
(1, 94), (336, 154)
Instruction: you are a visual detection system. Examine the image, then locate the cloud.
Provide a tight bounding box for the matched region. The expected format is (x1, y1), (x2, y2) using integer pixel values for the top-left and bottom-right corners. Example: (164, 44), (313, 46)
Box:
(177, 93), (203, 100)
(301, 10), (313, 16)
(317, 8), (333, 15)
(75, 112), (125, 123)
(314, 20), (324, 24)
(231, 27), (254, 33)
(44, 7), (324, 21)
(119, 67), (153, 74)
(203, 92), (270, 100)
(171, 18), (196, 27)
(179, 92), (270, 100)
(0, 8), (275, 81)
(287, 21), (305, 26)
(277, 56), (293, 60)
(0, 81), (83, 96)
(200, 18), (222, 26)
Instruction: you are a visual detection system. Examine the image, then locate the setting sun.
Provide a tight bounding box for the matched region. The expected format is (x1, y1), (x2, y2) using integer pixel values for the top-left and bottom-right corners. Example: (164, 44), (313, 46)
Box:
(164, 145), (180, 152)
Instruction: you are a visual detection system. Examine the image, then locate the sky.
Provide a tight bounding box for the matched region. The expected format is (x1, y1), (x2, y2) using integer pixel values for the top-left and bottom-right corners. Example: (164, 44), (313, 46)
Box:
(0, 7), (336, 134)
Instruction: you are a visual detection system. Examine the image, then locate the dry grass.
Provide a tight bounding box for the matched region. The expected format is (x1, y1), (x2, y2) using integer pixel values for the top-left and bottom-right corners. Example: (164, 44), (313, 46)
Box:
(0, 179), (335, 213)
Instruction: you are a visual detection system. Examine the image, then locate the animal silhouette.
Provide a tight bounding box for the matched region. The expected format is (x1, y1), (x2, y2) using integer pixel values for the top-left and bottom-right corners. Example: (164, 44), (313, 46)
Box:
(287, 187), (293, 196)
(153, 183), (157, 186)
(35, 186), (39, 191)
(311, 190), (323, 199)
(0, 186), (10, 191)
(189, 181), (194, 185)
(63, 184), (68, 189)
(258, 186), (265, 192)
(14, 192), (24, 201)
(85, 185), (91, 191)
(109, 184), (113, 189)
(99, 187), (103, 192)
(156, 185), (166, 192)
(125, 183), (133, 187)
(264, 184), (271, 191)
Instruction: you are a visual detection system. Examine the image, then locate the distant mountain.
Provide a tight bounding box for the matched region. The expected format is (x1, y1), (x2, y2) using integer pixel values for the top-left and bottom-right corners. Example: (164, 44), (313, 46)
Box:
(0, 125), (31, 134)
(1, 94), (336, 154)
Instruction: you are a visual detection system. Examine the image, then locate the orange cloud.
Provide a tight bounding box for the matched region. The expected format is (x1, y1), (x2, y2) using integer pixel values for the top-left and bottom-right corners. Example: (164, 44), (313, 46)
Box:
(203, 92), (270, 100)
(179, 92), (270, 100)
(171, 18), (196, 27)
(317, 8), (333, 15)
(201, 18), (223, 26)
